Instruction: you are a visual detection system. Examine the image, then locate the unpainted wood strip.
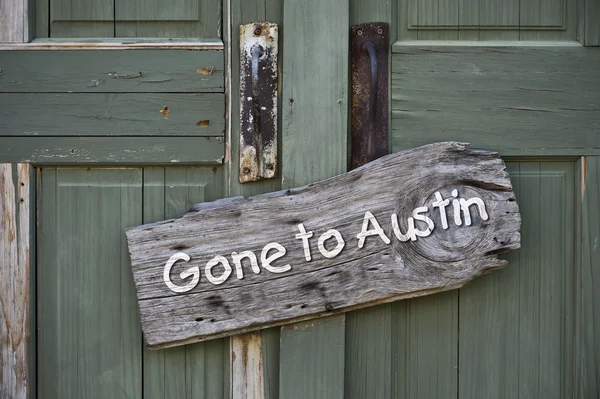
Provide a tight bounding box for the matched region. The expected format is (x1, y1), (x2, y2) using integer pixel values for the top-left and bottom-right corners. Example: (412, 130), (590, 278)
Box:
(0, 50), (223, 93)
(231, 331), (264, 399)
(0, 0), (26, 42)
(228, 0), (283, 397)
(0, 137), (225, 164)
(577, 156), (600, 397)
(0, 163), (31, 399)
(0, 93), (225, 136)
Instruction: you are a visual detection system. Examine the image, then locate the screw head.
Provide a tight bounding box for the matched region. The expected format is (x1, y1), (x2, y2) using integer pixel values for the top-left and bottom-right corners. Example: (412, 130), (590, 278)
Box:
(243, 167), (251, 174)
(357, 29), (363, 36)
(266, 163), (274, 170)
(254, 27), (262, 36)
(377, 28), (383, 34)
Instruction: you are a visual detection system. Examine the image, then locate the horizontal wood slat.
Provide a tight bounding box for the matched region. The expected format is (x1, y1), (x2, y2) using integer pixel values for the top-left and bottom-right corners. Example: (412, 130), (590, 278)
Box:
(0, 93), (225, 137)
(0, 137), (224, 164)
(391, 46), (600, 155)
(0, 50), (223, 93)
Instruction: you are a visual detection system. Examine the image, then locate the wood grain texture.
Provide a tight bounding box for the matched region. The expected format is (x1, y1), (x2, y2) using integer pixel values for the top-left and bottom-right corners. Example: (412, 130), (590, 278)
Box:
(0, 137), (224, 164)
(0, 93), (225, 137)
(0, 0), (29, 42)
(394, 291), (458, 398)
(0, 50), (223, 93)
(231, 331), (264, 399)
(37, 168), (143, 399)
(391, 46), (600, 155)
(583, 0), (600, 45)
(459, 161), (575, 398)
(228, 0), (284, 396)
(126, 142), (521, 349)
(279, 0), (349, 394)
(142, 167), (228, 399)
(0, 164), (32, 399)
(396, 0), (577, 41)
(577, 156), (600, 397)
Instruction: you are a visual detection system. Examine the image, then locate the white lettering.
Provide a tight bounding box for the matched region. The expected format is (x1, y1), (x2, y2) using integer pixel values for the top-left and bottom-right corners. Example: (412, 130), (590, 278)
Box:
(460, 197), (489, 225)
(163, 252), (199, 293)
(318, 229), (345, 258)
(295, 223), (314, 261)
(205, 255), (232, 285)
(451, 189), (462, 226)
(357, 211), (391, 248)
(261, 242), (291, 273)
(231, 250), (260, 279)
(412, 206), (435, 237)
(432, 191), (450, 229)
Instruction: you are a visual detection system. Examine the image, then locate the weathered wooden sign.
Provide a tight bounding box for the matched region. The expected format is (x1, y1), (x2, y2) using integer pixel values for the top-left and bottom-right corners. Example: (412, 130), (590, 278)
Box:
(126, 142), (521, 350)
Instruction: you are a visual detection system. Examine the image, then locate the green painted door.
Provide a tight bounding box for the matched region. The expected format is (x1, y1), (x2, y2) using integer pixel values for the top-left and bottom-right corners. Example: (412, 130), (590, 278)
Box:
(2, 0), (597, 397)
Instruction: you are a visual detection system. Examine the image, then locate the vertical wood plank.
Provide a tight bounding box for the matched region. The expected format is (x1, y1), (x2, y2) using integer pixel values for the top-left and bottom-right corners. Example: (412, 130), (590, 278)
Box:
(50, 0), (114, 37)
(37, 168), (143, 399)
(0, 0), (29, 42)
(228, 0), (283, 397)
(346, 3), (395, 398)
(0, 163), (32, 399)
(231, 331), (265, 398)
(279, 0), (348, 397)
(583, 0), (600, 45)
(142, 167), (227, 399)
(459, 161), (575, 398)
(279, 318), (345, 399)
(577, 156), (600, 397)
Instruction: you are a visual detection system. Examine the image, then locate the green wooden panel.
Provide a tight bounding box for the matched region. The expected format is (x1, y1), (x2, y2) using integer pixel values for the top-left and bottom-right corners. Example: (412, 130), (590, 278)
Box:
(278, 0), (348, 397)
(142, 166), (228, 399)
(37, 168), (143, 399)
(0, 50), (224, 93)
(394, 292), (458, 398)
(47, 0), (114, 37)
(0, 93), (224, 136)
(391, 47), (600, 156)
(0, 137), (224, 164)
(459, 161), (575, 398)
(396, 0), (577, 41)
(227, 0), (283, 397)
(115, 0), (221, 38)
(344, 304), (393, 399)
(279, 317), (345, 399)
(583, 0), (600, 45)
(577, 156), (600, 396)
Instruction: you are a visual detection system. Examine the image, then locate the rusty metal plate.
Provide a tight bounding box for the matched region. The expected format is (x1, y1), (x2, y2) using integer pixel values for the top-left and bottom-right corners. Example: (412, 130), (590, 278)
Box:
(351, 22), (389, 170)
(239, 22), (278, 183)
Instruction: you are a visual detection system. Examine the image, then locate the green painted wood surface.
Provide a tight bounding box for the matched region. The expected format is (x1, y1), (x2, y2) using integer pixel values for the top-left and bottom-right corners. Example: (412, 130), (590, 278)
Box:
(583, 0), (600, 45)
(0, 137), (224, 164)
(226, 0), (283, 397)
(577, 156), (600, 397)
(37, 168), (143, 399)
(278, 0), (348, 397)
(391, 47), (600, 156)
(36, 0), (221, 38)
(0, 50), (223, 93)
(396, 0), (577, 41)
(394, 292), (458, 398)
(459, 161), (575, 398)
(279, 318), (345, 399)
(142, 167), (229, 399)
(0, 93), (224, 136)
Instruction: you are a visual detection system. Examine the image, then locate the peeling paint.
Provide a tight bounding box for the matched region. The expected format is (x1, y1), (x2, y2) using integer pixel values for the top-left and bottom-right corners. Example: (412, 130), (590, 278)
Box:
(197, 66), (216, 75)
(160, 106), (169, 119)
(197, 120), (211, 127)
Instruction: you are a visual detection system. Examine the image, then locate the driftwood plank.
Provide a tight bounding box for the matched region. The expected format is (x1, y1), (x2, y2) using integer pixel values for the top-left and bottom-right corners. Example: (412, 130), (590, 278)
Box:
(1, 164), (32, 399)
(126, 142), (521, 349)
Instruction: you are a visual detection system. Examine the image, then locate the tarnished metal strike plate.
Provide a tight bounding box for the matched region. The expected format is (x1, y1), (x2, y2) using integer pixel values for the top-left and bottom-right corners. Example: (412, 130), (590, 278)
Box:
(350, 22), (389, 170)
(239, 22), (278, 183)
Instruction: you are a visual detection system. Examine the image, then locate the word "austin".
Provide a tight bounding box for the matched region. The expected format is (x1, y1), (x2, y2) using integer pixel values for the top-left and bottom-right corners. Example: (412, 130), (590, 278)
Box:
(163, 189), (488, 293)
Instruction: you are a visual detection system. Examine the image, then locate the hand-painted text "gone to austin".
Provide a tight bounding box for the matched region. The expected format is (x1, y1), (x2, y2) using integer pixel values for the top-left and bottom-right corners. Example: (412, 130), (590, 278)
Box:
(163, 189), (488, 293)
